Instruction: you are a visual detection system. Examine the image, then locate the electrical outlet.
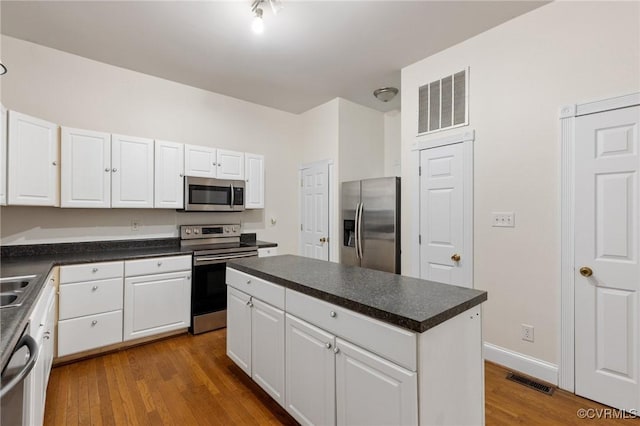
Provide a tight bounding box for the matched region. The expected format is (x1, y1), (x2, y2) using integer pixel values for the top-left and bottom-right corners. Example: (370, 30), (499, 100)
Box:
(492, 212), (515, 228)
(131, 220), (141, 231)
(521, 324), (534, 342)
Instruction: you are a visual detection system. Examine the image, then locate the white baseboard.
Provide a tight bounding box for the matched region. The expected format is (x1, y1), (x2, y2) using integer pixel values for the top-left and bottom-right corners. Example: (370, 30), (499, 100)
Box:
(483, 342), (559, 386)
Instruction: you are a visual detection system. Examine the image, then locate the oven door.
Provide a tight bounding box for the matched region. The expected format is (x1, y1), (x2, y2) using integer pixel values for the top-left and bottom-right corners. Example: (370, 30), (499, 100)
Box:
(190, 252), (257, 334)
(184, 177), (245, 212)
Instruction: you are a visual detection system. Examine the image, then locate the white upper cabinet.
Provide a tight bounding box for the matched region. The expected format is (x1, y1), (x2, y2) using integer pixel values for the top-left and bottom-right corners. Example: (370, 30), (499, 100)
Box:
(8, 111), (59, 206)
(61, 127), (111, 208)
(0, 105), (7, 206)
(245, 153), (264, 209)
(154, 140), (184, 209)
(184, 144), (217, 178)
(217, 149), (244, 180)
(111, 134), (154, 208)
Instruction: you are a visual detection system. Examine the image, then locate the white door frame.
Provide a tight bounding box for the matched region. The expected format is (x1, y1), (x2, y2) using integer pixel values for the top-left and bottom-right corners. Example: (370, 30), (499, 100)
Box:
(559, 92), (640, 392)
(410, 130), (474, 286)
(298, 159), (335, 261)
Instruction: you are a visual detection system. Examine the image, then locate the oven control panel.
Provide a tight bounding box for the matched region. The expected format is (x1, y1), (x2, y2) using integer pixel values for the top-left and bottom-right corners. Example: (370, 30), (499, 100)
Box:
(180, 224), (241, 240)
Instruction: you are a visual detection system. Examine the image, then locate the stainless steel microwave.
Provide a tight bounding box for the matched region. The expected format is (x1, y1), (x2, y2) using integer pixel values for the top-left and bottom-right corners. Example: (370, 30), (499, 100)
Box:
(183, 177), (245, 212)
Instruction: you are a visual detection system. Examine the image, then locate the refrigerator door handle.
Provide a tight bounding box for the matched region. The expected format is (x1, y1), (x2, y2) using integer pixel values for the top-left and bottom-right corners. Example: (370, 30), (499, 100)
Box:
(357, 202), (364, 259)
(354, 202), (361, 259)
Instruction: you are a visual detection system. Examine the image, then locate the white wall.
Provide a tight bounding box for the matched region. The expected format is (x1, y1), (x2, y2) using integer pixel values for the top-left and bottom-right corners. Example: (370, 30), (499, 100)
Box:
(338, 98), (385, 182)
(383, 110), (401, 177)
(0, 36), (302, 254)
(401, 1), (640, 366)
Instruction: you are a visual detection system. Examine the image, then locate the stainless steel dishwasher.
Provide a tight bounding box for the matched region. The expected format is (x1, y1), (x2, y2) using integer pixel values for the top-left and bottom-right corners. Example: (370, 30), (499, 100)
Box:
(0, 327), (39, 425)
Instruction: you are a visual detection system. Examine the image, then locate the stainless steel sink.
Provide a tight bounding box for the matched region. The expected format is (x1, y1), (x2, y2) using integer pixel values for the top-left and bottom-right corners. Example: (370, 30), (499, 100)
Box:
(0, 275), (37, 308)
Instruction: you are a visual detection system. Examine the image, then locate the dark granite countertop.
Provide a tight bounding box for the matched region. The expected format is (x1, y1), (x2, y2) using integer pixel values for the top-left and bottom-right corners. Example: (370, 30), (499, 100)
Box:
(228, 255), (487, 334)
(0, 239), (194, 370)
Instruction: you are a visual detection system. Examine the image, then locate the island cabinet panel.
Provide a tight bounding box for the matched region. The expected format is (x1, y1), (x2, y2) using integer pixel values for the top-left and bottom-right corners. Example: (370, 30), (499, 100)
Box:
(227, 286), (252, 375)
(335, 338), (418, 426)
(418, 305), (484, 426)
(251, 298), (285, 407)
(226, 268), (284, 310)
(285, 314), (336, 426)
(286, 289), (417, 371)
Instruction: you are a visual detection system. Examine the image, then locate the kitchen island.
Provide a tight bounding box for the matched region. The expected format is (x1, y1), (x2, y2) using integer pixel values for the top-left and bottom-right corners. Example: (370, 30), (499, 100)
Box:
(227, 255), (488, 426)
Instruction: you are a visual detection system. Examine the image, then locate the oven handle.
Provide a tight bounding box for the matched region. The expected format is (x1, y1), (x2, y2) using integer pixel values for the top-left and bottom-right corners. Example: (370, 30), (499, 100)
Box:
(0, 334), (38, 399)
(194, 252), (257, 266)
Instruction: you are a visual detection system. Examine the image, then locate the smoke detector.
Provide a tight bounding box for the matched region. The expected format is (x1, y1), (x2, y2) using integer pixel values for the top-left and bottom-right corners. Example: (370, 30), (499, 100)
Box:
(373, 87), (398, 102)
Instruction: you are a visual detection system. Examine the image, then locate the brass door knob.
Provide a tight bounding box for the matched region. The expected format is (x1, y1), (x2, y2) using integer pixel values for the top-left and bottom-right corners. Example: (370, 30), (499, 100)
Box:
(451, 254), (461, 262)
(320, 237), (327, 243)
(579, 267), (593, 277)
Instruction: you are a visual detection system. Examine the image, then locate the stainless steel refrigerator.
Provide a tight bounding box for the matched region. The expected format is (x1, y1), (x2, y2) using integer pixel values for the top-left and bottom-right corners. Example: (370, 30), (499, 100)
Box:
(340, 177), (400, 274)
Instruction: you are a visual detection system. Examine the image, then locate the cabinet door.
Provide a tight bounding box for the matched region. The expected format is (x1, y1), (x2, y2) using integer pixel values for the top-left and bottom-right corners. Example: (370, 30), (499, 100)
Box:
(335, 338), (418, 426)
(285, 314), (336, 426)
(245, 153), (264, 209)
(1, 105), (7, 205)
(217, 149), (244, 180)
(61, 127), (111, 208)
(184, 144), (217, 178)
(124, 270), (191, 340)
(227, 286), (252, 376)
(7, 111), (59, 206)
(251, 298), (285, 407)
(154, 140), (184, 208)
(111, 134), (154, 208)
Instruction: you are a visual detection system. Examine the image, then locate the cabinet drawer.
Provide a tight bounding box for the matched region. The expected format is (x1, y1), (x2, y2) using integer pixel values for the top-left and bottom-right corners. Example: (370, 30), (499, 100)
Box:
(125, 255), (191, 277)
(59, 277), (123, 320)
(226, 268), (284, 310)
(286, 290), (417, 371)
(57, 310), (123, 357)
(60, 261), (123, 284)
(258, 247), (278, 258)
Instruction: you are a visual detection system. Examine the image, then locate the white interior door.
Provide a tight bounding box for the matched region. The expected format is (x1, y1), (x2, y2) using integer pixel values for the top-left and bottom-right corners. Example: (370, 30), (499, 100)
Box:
(419, 143), (470, 287)
(575, 105), (640, 411)
(300, 163), (329, 261)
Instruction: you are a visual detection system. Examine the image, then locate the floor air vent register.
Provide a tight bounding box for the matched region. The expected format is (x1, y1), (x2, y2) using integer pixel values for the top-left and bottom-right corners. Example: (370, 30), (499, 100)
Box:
(506, 372), (555, 395)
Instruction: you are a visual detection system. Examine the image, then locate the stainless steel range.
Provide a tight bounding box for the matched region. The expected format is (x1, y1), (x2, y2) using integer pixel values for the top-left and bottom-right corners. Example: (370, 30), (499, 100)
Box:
(181, 224), (258, 334)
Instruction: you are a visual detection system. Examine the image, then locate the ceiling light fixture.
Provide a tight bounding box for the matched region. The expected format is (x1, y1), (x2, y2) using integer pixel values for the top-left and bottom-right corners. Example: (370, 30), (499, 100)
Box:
(250, 0), (282, 34)
(373, 87), (399, 102)
(252, 7), (264, 34)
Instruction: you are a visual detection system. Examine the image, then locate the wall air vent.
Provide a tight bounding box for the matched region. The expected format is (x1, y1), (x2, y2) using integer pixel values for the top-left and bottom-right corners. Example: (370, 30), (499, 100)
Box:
(418, 68), (468, 135)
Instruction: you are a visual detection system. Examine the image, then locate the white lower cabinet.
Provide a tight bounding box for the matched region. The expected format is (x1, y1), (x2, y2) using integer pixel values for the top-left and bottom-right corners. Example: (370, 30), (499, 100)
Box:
(124, 258), (191, 341)
(285, 314), (336, 426)
(251, 298), (285, 406)
(335, 338), (418, 426)
(227, 287), (252, 375)
(226, 286), (285, 407)
(58, 310), (123, 357)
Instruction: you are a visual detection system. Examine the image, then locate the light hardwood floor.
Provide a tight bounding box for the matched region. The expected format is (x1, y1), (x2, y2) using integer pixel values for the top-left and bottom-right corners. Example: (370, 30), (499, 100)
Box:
(45, 330), (638, 425)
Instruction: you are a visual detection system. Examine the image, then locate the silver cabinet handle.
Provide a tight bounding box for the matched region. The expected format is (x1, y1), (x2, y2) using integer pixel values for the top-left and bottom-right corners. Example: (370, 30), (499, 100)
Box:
(325, 342), (332, 349)
(92, 286), (98, 291)
(105, 168), (110, 172)
(179, 173), (184, 177)
(52, 161), (57, 166)
(92, 268), (98, 273)
(112, 168), (118, 172)
(91, 320), (98, 326)
(157, 261), (163, 267)
(329, 311), (337, 318)
(333, 347), (340, 354)
(44, 332), (51, 340)
(247, 280), (251, 285)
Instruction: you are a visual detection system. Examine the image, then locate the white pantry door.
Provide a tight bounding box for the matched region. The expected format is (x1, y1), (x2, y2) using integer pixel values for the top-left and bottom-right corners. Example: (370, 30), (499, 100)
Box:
(300, 163), (329, 261)
(419, 143), (470, 287)
(575, 105), (640, 411)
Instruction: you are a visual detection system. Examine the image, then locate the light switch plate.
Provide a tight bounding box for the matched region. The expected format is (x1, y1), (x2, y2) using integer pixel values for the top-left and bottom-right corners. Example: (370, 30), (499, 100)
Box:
(492, 212), (515, 228)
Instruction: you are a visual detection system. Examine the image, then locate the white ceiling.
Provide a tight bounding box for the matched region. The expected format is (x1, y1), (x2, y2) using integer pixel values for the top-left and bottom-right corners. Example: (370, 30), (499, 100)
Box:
(0, 1), (546, 114)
